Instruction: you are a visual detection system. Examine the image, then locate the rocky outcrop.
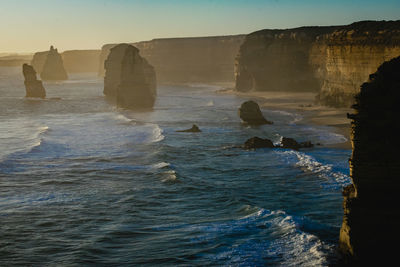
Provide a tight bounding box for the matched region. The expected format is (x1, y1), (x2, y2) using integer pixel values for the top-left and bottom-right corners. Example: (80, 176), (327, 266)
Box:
(239, 100), (273, 125)
(235, 21), (400, 107)
(339, 56), (400, 265)
(104, 44), (156, 109)
(22, 64), (45, 98)
(40, 46), (68, 81)
(243, 136), (313, 150)
(31, 49), (101, 73)
(176, 125), (201, 132)
(99, 35), (245, 83)
(244, 137), (274, 149)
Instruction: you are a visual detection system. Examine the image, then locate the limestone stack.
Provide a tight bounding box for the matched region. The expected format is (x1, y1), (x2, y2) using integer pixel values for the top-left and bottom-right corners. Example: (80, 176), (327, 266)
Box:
(238, 100), (273, 125)
(339, 56), (400, 265)
(22, 64), (46, 98)
(40, 46), (68, 81)
(104, 44), (156, 109)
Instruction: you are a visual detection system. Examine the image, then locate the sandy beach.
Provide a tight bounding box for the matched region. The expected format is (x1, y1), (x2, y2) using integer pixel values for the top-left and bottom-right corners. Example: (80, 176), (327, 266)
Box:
(218, 89), (352, 149)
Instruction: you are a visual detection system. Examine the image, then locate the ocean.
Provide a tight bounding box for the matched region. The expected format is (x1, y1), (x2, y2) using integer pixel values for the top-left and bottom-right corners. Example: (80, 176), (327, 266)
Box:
(0, 67), (351, 266)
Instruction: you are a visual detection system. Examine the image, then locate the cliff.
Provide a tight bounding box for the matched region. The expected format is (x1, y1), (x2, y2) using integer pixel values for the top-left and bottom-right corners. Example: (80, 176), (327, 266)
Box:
(31, 49), (101, 73)
(40, 46), (68, 81)
(339, 56), (400, 265)
(22, 64), (46, 98)
(235, 21), (400, 107)
(104, 44), (156, 109)
(99, 35), (245, 83)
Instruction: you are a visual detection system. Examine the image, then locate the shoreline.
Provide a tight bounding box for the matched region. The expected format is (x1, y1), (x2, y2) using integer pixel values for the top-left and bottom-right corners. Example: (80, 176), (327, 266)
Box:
(218, 89), (352, 149)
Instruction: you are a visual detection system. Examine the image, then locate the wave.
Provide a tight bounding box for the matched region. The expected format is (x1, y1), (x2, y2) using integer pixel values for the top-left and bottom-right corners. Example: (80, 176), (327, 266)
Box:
(278, 150), (351, 189)
(151, 162), (170, 169)
(150, 124), (165, 143)
(269, 110), (303, 124)
(182, 207), (331, 266)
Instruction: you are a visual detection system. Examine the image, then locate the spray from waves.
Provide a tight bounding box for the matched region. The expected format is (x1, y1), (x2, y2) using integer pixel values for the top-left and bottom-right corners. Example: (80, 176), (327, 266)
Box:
(0, 123), (49, 162)
(268, 110), (303, 124)
(183, 207), (331, 266)
(278, 150), (351, 189)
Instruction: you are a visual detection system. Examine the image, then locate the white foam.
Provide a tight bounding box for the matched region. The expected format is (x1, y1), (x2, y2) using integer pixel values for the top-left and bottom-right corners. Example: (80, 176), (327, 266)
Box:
(152, 162), (170, 169)
(279, 150), (351, 188)
(269, 110), (303, 124)
(206, 100), (214, 106)
(161, 170), (177, 182)
(150, 124), (165, 143)
(114, 114), (134, 123)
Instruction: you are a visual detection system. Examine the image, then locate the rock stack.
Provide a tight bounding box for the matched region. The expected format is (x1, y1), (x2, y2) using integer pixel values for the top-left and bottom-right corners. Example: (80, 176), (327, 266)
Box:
(238, 100), (273, 125)
(40, 46), (68, 81)
(104, 44), (156, 109)
(339, 56), (400, 265)
(22, 64), (46, 98)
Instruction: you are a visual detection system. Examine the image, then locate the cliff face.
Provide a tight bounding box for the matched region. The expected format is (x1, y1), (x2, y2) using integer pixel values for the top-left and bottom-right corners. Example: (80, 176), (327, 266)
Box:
(40, 46), (68, 81)
(104, 44), (156, 109)
(235, 27), (338, 92)
(22, 64), (46, 98)
(99, 35), (245, 83)
(235, 21), (400, 107)
(339, 56), (400, 264)
(31, 49), (101, 73)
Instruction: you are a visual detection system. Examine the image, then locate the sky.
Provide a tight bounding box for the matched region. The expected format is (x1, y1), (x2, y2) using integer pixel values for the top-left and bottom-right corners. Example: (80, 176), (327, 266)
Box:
(0, 0), (399, 53)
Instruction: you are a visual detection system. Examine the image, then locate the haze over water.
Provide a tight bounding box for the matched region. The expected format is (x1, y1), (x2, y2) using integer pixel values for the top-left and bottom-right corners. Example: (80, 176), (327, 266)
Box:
(0, 67), (351, 265)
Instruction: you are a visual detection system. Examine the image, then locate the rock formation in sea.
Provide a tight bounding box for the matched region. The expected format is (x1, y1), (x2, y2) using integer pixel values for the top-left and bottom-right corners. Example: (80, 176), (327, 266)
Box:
(238, 100), (273, 125)
(104, 44), (156, 109)
(31, 49), (101, 73)
(176, 125), (201, 132)
(244, 137), (274, 149)
(22, 64), (46, 98)
(280, 137), (313, 150)
(99, 35), (245, 83)
(235, 20), (400, 107)
(40, 46), (68, 81)
(339, 56), (400, 265)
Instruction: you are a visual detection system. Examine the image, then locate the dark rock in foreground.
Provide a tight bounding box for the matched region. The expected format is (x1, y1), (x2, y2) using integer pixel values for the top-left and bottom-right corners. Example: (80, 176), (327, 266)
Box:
(40, 46), (68, 81)
(239, 100), (273, 125)
(22, 64), (46, 98)
(338, 56), (400, 265)
(176, 124), (201, 132)
(244, 136), (313, 150)
(104, 44), (156, 109)
(280, 137), (314, 150)
(244, 137), (274, 149)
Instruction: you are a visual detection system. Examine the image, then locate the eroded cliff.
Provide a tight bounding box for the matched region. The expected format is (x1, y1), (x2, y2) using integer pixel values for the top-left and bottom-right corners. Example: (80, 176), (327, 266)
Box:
(339, 56), (400, 265)
(235, 21), (400, 107)
(104, 44), (156, 109)
(99, 35), (245, 83)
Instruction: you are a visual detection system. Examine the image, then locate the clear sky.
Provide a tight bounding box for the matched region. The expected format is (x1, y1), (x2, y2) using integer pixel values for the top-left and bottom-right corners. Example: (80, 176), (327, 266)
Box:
(0, 0), (399, 53)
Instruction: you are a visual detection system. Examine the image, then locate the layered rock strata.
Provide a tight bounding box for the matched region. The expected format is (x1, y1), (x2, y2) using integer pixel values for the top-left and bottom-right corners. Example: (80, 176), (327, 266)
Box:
(339, 56), (400, 265)
(104, 44), (156, 109)
(235, 21), (400, 107)
(99, 35), (245, 83)
(40, 46), (68, 81)
(22, 64), (46, 98)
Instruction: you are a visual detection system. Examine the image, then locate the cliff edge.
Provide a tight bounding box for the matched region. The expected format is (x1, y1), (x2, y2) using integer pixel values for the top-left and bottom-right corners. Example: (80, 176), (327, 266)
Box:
(339, 56), (400, 264)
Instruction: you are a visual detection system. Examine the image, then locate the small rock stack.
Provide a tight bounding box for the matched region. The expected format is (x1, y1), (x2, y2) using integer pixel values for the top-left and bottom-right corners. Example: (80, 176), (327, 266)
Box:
(22, 64), (46, 98)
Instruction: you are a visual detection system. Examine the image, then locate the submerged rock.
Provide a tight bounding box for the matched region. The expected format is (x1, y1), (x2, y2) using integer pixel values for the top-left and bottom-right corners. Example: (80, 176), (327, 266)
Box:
(244, 137), (274, 149)
(104, 44), (156, 109)
(339, 56), (400, 265)
(22, 64), (46, 98)
(238, 100), (273, 125)
(176, 124), (201, 132)
(40, 46), (68, 81)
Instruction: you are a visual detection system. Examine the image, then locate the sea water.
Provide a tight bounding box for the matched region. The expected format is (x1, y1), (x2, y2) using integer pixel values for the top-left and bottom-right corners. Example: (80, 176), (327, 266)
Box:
(0, 67), (351, 266)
